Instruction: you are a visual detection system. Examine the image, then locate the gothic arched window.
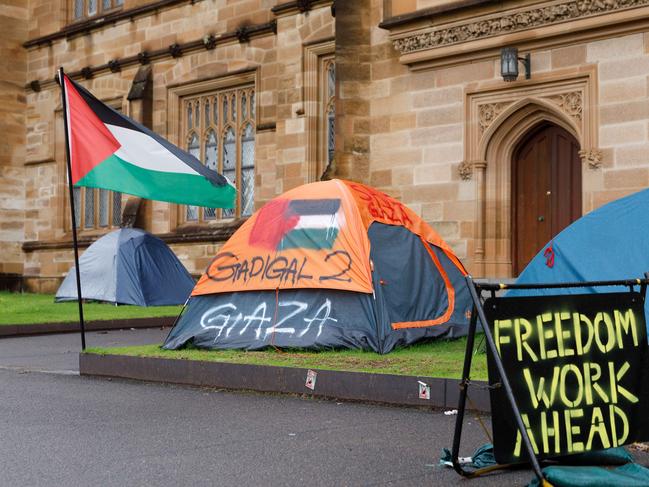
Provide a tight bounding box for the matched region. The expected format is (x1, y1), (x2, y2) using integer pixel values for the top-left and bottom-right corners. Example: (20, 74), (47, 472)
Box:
(180, 85), (255, 222)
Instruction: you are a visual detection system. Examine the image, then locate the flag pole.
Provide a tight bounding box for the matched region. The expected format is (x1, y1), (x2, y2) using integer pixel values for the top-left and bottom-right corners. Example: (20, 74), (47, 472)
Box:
(58, 67), (87, 351)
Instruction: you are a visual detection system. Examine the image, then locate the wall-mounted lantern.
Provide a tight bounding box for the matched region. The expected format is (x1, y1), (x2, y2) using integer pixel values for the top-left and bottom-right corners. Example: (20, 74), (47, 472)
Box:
(500, 47), (531, 82)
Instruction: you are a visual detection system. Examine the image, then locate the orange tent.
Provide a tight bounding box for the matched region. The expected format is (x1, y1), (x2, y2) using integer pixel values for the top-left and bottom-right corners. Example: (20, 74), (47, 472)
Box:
(165, 180), (471, 353)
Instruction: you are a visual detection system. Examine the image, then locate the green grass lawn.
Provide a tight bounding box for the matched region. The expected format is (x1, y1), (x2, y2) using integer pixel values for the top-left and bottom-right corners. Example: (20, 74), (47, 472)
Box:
(86, 337), (489, 380)
(0, 291), (182, 325)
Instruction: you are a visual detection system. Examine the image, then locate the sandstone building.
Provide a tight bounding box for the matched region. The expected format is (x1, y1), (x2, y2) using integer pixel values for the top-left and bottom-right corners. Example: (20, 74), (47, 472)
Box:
(1, 0), (649, 292)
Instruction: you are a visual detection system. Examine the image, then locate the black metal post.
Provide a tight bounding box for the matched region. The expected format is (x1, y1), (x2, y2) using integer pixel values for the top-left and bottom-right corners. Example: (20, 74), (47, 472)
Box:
(466, 276), (544, 481)
(451, 301), (479, 477)
(58, 67), (86, 351)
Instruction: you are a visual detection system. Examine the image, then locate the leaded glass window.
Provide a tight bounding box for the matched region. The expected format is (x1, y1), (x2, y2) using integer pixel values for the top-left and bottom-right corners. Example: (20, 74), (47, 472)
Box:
(69, 102), (122, 231)
(323, 59), (336, 171)
(180, 85), (255, 222)
(203, 129), (218, 219)
(84, 187), (95, 228)
(222, 127), (236, 219)
(72, 0), (122, 22)
(73, 187), (81, 227)
(99, 188), (110, 227)
(73, 182), (122, 231)
(327, 62), (335, 99)
(241, 123), (255, 217)
(186, 132), (200, 221)
(205, 130), (218, 171)
(112, 191), (121, 226)
(74, 0), (83, 19)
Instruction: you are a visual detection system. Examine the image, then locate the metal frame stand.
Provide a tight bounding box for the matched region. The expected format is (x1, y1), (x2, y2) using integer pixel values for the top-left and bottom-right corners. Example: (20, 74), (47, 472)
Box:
(451, 275), (649, 483)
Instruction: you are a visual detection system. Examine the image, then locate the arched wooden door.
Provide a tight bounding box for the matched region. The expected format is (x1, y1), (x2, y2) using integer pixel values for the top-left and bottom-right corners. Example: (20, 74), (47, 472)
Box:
(512, 124), (581, 275)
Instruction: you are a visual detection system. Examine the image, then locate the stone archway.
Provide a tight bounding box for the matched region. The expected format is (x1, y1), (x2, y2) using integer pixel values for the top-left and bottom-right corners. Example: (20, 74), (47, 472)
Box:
(461, 70), (599, 277)
(478, 99), (582, 277)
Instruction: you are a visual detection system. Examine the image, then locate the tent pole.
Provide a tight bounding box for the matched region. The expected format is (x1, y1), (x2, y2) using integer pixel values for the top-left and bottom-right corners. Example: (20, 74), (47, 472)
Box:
(162, 296), (191, 344)
(58, 67), (86, 351)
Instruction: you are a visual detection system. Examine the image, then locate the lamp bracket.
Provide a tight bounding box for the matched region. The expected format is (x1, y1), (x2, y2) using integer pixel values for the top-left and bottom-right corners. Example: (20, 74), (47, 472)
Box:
(519, 53), (531, 80)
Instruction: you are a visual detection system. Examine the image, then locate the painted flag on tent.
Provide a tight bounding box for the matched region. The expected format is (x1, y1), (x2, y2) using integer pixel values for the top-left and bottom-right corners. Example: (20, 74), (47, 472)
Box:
(249, 198), (342, 250)
(60, 72), (236, 208)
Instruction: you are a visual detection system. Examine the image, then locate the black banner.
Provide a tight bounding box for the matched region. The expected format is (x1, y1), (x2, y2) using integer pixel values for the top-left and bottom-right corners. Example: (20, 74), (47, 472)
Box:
(485, 292), (649, 464)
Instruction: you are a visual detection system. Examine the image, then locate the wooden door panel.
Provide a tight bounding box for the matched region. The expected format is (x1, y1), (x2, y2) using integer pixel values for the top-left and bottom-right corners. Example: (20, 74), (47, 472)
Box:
(513, 131), (552, 274)
(552, 130), (582, 235)
(512, 125), (581, 275)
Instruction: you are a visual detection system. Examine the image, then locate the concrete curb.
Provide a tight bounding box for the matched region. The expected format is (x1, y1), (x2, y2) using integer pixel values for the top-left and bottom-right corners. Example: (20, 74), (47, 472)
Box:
(79, 353), (492, 412)
(0, 317), (175, 337)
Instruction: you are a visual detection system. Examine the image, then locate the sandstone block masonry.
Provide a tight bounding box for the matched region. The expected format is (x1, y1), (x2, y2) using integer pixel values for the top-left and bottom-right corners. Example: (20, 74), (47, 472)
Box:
(6, 0), (649, 291)
(3, 0), (334, 291)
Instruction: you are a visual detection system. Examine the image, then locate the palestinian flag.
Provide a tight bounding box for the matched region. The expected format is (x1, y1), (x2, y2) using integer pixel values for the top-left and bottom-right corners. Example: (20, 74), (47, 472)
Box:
(249, 198), (342, 250)
(61, 72), (235, 208)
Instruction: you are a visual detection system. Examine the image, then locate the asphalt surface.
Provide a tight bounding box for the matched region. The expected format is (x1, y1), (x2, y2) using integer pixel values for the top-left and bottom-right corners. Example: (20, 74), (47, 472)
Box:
(0, 329), (647, 486)
(0, 327), (169, 373)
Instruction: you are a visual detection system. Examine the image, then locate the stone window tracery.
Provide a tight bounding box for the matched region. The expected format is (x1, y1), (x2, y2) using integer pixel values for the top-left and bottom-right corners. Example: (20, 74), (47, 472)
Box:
(181, 85), (255, 223)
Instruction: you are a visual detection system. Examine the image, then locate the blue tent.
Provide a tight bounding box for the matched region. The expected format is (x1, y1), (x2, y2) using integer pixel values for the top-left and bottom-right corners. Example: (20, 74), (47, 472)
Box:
(56, 228), (194, 306)
(511, 188), (649, 302)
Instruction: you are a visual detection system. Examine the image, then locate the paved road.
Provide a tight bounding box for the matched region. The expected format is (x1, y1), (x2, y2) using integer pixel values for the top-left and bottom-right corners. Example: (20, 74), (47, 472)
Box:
(0, 330), (647, 486)
(0, 327), (168, 373)
(1, 368), (531, 486)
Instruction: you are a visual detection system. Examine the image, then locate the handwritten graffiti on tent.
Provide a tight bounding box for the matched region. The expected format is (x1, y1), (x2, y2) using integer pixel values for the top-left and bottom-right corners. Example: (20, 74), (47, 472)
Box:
(164, 179), (472, 353)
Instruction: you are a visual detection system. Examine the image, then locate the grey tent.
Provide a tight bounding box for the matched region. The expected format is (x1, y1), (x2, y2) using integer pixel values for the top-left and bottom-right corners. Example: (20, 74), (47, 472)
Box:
(56, 228), (194, 306)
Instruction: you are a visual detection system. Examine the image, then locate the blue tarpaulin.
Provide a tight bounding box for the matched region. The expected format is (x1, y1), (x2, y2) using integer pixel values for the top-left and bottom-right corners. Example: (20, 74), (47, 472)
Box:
(509, 188), (649, 327)
(528, 463), (649, 487)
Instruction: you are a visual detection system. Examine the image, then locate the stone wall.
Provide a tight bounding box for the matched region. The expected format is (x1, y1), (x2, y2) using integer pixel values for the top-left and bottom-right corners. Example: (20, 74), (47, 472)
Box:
(0, 0), (28, 280)
(334, 0), (372, 183)
(18, 0), (334, 291)
(384, 0), (460, 17)
(268, 4), (334, 194)
(11, 0), (649, 290)
(357, 2), (649, 277)
(589, 34), (649, 206)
